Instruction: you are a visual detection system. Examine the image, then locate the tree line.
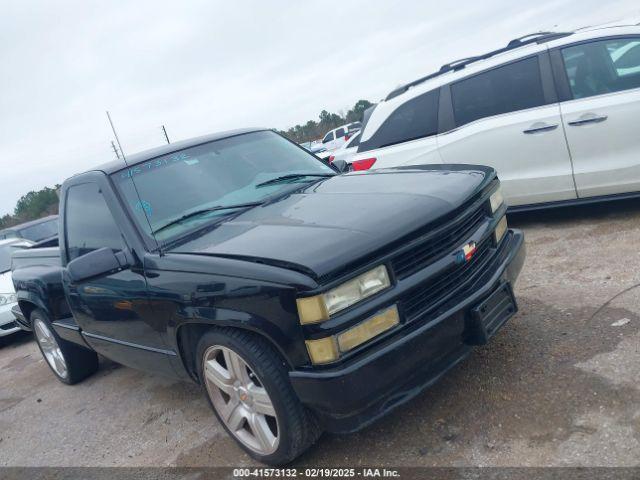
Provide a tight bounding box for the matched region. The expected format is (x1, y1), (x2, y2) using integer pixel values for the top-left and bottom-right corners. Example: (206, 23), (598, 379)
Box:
(0, 186), (60, 230)
(279, 99), (373, 144)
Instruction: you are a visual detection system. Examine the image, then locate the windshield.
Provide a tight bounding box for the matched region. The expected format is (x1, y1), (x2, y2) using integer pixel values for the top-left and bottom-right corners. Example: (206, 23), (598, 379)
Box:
(112, 130), (334, 243)
(18, 218), (58, 242)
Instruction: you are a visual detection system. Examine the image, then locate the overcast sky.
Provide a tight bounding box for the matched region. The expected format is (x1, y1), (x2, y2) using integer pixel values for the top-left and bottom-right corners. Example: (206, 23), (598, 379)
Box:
(1, 0), (637, 215)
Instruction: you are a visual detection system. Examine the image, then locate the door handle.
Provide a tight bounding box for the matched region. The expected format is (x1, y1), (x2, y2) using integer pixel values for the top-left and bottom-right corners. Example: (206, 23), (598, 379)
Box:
(523, 124), (558, 134)
(568, 115), (608, 126)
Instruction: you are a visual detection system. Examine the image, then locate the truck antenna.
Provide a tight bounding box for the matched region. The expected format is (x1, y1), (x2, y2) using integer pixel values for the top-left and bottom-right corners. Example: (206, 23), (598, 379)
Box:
(161, 125), (170, 144)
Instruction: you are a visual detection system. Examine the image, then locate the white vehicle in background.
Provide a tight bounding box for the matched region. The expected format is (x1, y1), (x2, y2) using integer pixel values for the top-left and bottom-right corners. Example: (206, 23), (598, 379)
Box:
(327, 131), (361, 164)
(300, 141), (326, 155)
(348, 20), (640, 210)
(0, 238), (33, 337)
(320, 122), (361, 152)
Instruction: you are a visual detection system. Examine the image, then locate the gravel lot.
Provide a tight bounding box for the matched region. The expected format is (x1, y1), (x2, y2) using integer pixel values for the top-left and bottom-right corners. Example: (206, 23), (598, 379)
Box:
(1, 200), (639, 467)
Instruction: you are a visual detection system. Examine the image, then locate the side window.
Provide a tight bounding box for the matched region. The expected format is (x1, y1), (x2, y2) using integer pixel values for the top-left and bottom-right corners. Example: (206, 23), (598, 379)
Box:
(322, 132), (334, 143)
(65, 183), (124, 261)
(562, 38), (640, 100)
(335, 128), (346, 138)
(451, 57), (546, 127)
(358, 89), (439, 152)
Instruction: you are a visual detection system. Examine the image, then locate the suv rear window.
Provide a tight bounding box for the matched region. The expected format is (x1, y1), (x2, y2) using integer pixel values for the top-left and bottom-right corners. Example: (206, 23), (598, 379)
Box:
(451, 56), (546, 127)
(358, 89), (439, 152)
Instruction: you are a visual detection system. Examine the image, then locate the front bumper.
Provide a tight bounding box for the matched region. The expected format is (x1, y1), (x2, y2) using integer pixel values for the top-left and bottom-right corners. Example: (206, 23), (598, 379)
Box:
(289, 229), (525, 433)
(0, 303), (22, 337)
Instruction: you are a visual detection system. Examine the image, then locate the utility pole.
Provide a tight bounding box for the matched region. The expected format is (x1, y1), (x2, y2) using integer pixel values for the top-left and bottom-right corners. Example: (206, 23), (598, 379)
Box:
(161, 125), (170, 144)
(106, 110), (127, 164)
(111, 141), (121, 160)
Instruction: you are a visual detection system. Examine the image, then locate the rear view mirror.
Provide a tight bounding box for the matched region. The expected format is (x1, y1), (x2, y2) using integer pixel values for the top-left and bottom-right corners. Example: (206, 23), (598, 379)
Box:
(332, 159), (350, 173)
(67, 247), (132, 283)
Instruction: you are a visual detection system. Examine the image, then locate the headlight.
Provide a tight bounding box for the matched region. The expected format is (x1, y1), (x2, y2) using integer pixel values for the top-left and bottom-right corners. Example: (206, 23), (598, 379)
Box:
(489, 185), (505, 213)
(296, 265), (391, 324)
(0, 293), (17, 305)
(494, 215), (508, 244)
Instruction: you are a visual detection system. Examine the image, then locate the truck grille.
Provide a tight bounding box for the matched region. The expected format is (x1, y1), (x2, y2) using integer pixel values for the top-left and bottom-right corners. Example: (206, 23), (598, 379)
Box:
(392, 206), (488, 278)
(402, 237), (494, 321)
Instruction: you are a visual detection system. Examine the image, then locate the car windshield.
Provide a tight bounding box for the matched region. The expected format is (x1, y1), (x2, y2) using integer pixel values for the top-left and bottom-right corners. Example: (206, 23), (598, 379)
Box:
(18, 218), (58, 242)
(112, 130), (335, 244)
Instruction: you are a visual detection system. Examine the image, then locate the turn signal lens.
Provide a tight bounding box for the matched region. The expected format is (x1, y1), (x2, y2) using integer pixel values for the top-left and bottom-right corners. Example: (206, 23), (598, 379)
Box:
(352, 157), (376, 171)
(305, 337), (339, 365)
(489, 186), (504, 213)
(296, 296), (329, 325)
(494, 215), (508, 244)
(337, 305), (400, 353)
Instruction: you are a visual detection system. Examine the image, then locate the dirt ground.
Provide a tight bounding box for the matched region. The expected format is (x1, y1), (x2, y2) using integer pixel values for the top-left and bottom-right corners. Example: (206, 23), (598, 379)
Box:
(1, 199), (639, 467)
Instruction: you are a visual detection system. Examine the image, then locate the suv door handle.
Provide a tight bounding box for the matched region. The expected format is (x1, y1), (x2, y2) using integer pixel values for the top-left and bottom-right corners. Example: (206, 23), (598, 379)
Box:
(523, 123), (558, 134)
(568, 115), (608, 126)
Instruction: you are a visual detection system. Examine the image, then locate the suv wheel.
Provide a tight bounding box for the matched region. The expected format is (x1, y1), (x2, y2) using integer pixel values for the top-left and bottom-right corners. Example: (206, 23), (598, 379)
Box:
(196, 328), (321, 465)
(31, 309), (99, 385)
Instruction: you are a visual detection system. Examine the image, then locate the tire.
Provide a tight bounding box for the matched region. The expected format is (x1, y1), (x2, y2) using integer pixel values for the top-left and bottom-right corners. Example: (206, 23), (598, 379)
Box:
(196, 328), (321, 465)
(31, 309), (99, 385)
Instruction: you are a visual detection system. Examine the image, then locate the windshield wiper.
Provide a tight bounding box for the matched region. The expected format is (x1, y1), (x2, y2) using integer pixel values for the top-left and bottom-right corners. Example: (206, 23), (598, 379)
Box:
(152, 202), (263, 235)
(255, 173), (334, 188)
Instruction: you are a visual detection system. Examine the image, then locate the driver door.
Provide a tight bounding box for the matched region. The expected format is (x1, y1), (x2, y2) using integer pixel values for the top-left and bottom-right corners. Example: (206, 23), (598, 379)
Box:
(62, 180), (174, 375)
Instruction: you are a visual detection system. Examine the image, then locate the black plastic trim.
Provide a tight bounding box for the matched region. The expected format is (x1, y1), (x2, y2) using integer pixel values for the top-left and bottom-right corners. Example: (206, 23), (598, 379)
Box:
(437, 84), (455, 134)
(508, 190), (640, 213)
(82, 331), (177, 356)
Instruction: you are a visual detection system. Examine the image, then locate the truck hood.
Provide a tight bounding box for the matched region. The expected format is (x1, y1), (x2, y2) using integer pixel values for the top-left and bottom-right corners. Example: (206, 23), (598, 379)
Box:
(170, 166), (494, 280)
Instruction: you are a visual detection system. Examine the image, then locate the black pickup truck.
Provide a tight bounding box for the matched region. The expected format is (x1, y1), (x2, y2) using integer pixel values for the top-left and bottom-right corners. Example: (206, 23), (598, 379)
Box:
(12, 128), (525, 464)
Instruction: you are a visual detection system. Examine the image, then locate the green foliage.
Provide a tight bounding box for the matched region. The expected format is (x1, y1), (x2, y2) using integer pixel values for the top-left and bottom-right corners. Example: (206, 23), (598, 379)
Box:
(280, 99), (374, 144)
(0, 186), (60, 230)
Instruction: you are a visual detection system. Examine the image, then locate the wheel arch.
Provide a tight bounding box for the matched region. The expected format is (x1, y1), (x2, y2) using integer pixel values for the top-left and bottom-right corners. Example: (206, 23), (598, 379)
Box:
(17, 299), (47, 328)
(176, 321), (295, 383)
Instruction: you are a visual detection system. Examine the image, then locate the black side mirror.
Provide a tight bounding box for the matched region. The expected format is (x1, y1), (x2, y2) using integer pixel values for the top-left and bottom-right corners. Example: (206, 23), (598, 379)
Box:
(67, 247), (132, 283)
(332, 159), (350, 173)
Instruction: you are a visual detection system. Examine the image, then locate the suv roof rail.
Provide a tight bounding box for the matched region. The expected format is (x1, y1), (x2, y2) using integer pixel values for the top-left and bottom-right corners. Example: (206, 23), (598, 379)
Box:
(385, 31), (573, 101)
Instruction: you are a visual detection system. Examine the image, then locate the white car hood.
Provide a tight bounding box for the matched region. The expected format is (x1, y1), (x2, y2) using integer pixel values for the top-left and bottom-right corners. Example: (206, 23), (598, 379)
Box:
(0, 271), (15, 294)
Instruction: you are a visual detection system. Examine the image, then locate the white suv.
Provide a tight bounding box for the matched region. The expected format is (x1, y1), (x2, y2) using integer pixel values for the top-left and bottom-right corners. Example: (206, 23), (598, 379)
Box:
(350, 19), (640, 210)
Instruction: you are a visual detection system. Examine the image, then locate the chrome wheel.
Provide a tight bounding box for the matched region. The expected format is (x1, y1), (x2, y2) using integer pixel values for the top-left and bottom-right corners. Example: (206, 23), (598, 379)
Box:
(34, 318), (68, 379)
(203, 345), (279, 455)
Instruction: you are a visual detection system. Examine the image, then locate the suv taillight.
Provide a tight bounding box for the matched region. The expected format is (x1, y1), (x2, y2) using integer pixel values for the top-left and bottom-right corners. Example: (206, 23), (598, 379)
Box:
(328, 155), (335, 163)
(352, 158), (376, 171)
(344, 134), (351, 141)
